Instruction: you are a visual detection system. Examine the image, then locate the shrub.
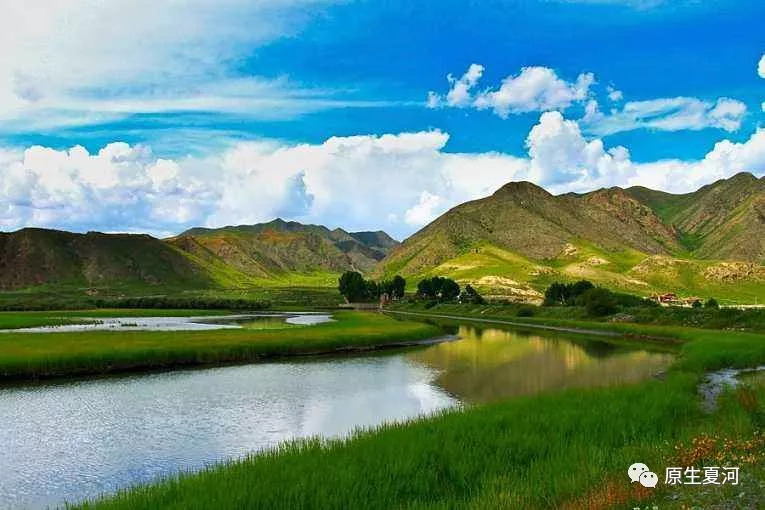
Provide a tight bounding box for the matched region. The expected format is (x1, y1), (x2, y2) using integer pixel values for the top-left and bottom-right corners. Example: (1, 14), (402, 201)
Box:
(705, 297), (720, 309)
(516, 306), (535, 317)
(577, 287), (618, 317)
(459, 284), (485, 305)
(417, 276), (461, 302)
(543, 280), (594, 306)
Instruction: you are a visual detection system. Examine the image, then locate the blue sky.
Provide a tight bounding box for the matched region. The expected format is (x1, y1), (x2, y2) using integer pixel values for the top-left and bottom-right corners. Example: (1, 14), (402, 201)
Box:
(0, 0), (763, 238)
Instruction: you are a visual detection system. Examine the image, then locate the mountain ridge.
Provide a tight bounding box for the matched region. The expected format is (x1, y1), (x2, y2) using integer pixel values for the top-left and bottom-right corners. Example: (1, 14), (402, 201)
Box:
(168, 218), (399, 279)
(378, 172), (764, 303)
(0, 174), (762, 302)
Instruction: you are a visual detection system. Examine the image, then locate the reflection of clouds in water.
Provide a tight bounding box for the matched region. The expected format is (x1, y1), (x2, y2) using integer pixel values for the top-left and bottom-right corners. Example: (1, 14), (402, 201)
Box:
(1, 356), (457, 509)
(300, 359), (456, 436)
(407, 381), (458, 415)
(2, 325), (671, 509)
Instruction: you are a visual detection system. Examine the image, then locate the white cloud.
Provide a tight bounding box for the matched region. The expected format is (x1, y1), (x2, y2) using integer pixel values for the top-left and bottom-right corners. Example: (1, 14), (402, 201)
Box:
(759, 54), (765, 78)
(427, 65), (594, 117)
(0, 0), (362, 132)
(2, 119), (764, 239)
(582, 97), (747, 136)
(526, 111), (632, 187)
(606, 86), (623, 101)
(0, 131), (526, 237)
(446, 64), (485, 107)
(405, 191), (444, 225)
(0, 143), (216, 233)
(525, 111), (765, 194)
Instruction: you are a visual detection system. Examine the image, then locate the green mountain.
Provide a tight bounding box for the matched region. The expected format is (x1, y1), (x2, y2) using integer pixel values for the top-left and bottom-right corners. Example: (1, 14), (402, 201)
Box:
(167, 219), (399, 280)
(625, 172), (765, 261)
(0, 228), (212, 291)
(1, 175), (762, 304)
(0, 220), (399, 293)
(378, 173), (765, 304)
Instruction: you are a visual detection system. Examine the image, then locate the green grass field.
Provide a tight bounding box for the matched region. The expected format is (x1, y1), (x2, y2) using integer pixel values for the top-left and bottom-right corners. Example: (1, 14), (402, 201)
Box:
(0, 311), (440, 381)
(75, 310), (765, 509)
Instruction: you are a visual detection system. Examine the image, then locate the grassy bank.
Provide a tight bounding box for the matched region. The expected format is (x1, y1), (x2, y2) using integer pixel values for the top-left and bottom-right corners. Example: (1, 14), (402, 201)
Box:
(0, 285), (342, 311)
(76, 312), (764, 509)
(69, 306), (765, 509)
(389, 300), (765, 332)
(0, 312), (441, 381)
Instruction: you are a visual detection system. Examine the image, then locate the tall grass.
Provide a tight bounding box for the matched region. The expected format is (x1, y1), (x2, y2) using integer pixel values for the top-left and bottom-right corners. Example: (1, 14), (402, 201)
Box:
(73, 309), (765, 509)
(0, 312), (441, 381)
(77, 374), (754, 509)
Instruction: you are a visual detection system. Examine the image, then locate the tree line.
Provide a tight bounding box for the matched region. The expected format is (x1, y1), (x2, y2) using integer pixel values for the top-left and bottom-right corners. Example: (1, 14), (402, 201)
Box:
(338, 271), (484, 305)
(338, 271), (406, 302)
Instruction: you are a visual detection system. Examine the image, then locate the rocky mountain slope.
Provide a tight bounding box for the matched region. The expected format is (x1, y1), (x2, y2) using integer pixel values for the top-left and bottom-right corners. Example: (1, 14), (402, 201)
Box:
(378, 172), (764, 303)
(167, 219), (399, 279)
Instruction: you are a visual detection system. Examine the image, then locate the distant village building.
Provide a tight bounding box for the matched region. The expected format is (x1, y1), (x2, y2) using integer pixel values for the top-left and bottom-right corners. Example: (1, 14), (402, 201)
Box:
(651, 293), (702, 307)
(653, 293), (678, 304)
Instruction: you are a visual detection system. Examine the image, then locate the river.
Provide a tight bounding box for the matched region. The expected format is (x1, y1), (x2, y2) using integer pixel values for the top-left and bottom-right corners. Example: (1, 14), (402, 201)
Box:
(0, 322), (672, 509)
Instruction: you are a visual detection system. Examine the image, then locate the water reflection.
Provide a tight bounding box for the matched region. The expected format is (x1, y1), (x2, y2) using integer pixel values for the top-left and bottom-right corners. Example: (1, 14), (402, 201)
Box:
(0, 323), (673, 509)
(408, 326), (674, 403)
(0, 358), (455, 509)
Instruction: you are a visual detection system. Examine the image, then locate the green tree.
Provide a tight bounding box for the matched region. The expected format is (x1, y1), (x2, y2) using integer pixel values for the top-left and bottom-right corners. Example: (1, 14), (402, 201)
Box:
(543, 282), (569, 306)
(417, 277), (437, 299)
(391, 275), (406, 299)
(441, 278), (461, 301)
(338, 271), (368, 302)
(569, 280), (595, 300)
(577, 287), (617, 317)
(417, 276), (460, 302)
(365, 280), (380, 300)
(705, 297), (720, 309)
(543, 280), (595, 306)
(459, 284), (485, 304)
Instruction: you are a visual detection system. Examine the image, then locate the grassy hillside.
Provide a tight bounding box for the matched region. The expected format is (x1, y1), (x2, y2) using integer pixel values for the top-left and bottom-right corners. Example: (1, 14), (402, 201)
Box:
(626, 172), (765, 259)
(0, 228), (214, 292)
(1, 175), (762, 305)
(379, 173), (765, 304)
(168, 219), (398, 278)
(0, 221), (399, 306)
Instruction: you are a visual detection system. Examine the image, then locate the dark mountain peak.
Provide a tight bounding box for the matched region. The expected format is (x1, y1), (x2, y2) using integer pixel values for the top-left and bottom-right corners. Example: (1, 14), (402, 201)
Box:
(348, 231), (399, 250)
(493, 180), (549, 197)
(0, 228), (210, 291)
(727, 171), (757, 182)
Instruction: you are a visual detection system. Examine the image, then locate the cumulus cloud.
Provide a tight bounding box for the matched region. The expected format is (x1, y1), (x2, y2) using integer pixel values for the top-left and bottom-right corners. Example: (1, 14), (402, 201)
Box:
(405, 191), (444, 225)
(0, 143), (216, 234)
(606, 86), (623, 101)
(446, 64), (485, 107)
(2, 118), (764, 239)
(0, 131), (527, 238)
(427, 65), (594, 117)
(526, 111), (632, 187)
(759, 54), (765, 78)
(526, 111), (764, 194)
(582, 96), (747, 136)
